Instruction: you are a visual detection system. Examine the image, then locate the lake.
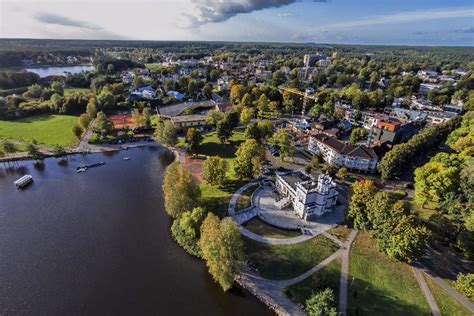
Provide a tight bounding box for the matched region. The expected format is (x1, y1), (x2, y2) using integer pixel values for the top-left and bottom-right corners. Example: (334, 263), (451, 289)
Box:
(0, 147), (271, 315)
(24, 65), (94, 77)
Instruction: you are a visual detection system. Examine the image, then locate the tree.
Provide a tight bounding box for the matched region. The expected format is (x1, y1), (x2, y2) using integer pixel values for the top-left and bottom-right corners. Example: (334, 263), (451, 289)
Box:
(107, 63), (115, 74)
(336, 167), (348, 180)
(132, 76), (145, 88)
(272, 70), (286, 87)
(162, 162), (201, 218)
(71, 123), (83, 139)
(170, 207), (206, 257)
(199, 214), (244, 291)
(349, 127), (366, 144)
(241, 93), (253, 107)
(414, 161), (459, 206)
(216, 119), (233, 143)
(24, 83), (42, 99)
(202, 83), (213, 99)
(269, 129), (294, 161)
(234, 139), (266, 179)
(185, 128), (203, 153)
(454, 273), (474, 301)
(93, 111), (113, 139)
(347, 179), (377, 230)
(244, 121), (261, 141)
(79, 113), (91, 129)
(51, 81), (63, 95)
(27, 143), (40, 158)
(143, 108), (152, 129)
(49, 93), (63, 112)
(201, 156), (228, 186)
(230, 84), (245, 104)
(132, 109), (145, 127)
(305, 288), (338, 316)
(257, 120), (274, 140)
(240, 107), (253, 125)
(206, 110), (224, 125)
(257, 94), (269, 118)
(155, 120), (178, 146)
(86, 99), (97, 118)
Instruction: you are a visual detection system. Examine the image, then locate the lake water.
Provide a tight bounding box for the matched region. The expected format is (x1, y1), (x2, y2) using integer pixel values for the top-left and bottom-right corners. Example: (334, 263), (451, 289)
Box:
(24, 65), (94, 77)
(0, 147), (271, 315)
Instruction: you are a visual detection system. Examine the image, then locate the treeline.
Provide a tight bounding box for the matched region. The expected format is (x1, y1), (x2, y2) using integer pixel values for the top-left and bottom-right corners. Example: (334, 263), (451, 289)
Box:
(0, 71), (40, 90)
(378, 117), (462, 179)
(413, 110), (473, 259)
(348, 179), (430, 263)
(93, 58), (143, 72)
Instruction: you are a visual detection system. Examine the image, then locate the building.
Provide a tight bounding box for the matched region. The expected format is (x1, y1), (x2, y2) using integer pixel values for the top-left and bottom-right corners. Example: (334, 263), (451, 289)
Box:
(304, 54), (325, 67)
(167, 91), (185, 101)
(368, 119), (423, 145)
(169, 115), (208, 132)
(425, 110), (458, 125)
(129, 86), (156, 100)
(308, 133), (379, 172)
(275, 170), (338, 220)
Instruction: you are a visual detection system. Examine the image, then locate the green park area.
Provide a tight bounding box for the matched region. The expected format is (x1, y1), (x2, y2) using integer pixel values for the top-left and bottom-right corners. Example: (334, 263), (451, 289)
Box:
(244, 235), (338, 280)
(348, 232), (431, 316)
(0, 114), (79, 147)
(425, 276), (471, 316)
(196, 130), (247, 217)
(243, 217), (301, 239)
(285, 259), (341, 305)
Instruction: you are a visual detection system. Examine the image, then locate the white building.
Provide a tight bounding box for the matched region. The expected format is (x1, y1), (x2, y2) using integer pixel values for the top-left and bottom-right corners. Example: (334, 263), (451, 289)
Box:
(308, 134), (379, 172)
(275, 170), (338, 220)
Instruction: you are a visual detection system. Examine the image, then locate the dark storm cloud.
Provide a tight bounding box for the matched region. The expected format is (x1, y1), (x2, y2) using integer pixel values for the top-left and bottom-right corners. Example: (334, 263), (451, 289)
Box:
(34, 12), (102, 31)
(185, 0), (328, 27)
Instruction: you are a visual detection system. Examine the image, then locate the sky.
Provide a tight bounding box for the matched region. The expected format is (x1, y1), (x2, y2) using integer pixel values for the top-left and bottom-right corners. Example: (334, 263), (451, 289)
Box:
(0, 0), (473, 46)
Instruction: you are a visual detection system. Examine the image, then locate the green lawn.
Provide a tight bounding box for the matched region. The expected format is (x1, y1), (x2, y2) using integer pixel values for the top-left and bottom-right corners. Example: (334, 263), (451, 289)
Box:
(348, 232), (431, 316)
(197, 130), (247, 217)
(0, 114), (79, 147)
(425, 276), (471, 316)
(327, 225), (352, 242)
(243, 217), (301, 239)
(285, 259), (341, 305)
(64, 87), (92, 95)
(235, 183), (258, 211)
(244, 235), (339, 280)
(410, 199), (438, 220)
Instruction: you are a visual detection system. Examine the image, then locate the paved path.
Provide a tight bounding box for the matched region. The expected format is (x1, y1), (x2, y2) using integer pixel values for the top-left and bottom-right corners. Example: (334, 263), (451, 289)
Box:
(237, 248), (344, 316)
(419, 265), (474, 313)
(413, 267), (440, 316)
(339, 230), (358, 315)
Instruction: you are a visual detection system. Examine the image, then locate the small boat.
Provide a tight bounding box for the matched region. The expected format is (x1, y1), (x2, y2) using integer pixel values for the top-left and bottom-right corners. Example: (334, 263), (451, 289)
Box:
(123, 157), (131, 161)
(14, 175), (33, 189)
(76, 162), (106, 173)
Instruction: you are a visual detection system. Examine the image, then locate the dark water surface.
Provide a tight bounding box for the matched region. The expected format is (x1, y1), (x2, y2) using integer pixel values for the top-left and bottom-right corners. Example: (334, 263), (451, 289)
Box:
(0, 147), (271, 315)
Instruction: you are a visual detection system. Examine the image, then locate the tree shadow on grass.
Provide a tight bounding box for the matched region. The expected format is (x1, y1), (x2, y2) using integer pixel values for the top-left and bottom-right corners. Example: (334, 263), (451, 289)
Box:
(196, 140), (243, 159)
(348, 277), (431, 316)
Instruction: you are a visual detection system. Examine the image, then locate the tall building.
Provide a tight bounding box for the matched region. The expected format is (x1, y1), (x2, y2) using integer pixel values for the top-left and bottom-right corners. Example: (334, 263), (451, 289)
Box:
(275, 170), (339, 220)
(304, 53), (324, 67)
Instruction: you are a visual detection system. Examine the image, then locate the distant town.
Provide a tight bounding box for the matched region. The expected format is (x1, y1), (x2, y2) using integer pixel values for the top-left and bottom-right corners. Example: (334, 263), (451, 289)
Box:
(0, 39), (472, 316)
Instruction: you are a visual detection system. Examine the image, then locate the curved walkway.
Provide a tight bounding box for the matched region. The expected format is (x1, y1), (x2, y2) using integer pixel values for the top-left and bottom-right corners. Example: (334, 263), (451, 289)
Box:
(237, 230), (358, 316)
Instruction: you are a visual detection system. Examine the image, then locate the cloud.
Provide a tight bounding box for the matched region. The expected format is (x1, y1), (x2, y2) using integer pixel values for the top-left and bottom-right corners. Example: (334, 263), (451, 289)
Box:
(34, 12), (102, 31)
(277, 12), (293, 17)
(453, 27), (474, 33)
(320, 7), (474, 30)
(184, 0), (327, 27)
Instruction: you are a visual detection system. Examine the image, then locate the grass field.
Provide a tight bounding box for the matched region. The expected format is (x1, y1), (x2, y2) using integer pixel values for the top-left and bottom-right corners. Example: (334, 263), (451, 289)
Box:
(425, 276), (471, 316)
(63, 87), (92, 95)
(0, 114), (79, 147)
(348, 232), (431, 316)
(198, 130), (247, 217)
(243, 217), (301, 239)
(235, 183), (258, 211)
(285, 259), (341, 305)
(327, 225), (352, 242)
(244, 235), (338, 280)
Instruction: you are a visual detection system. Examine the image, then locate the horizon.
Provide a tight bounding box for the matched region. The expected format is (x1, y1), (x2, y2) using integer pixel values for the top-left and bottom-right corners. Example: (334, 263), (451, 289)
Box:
(1, 0), (473, 46)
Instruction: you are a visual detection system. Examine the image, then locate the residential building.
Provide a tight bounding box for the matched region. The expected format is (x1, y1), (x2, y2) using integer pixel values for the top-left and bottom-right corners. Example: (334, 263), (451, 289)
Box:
(368, 119), (423, 145)
(170, 115), (208, 132)
(129, 86), (156, 100)
(304, 54), (325, 67)
(425, 110), (458, 125)
(167, 91), (185, 101)
(308, 134), (379, 172)
(275, 170), (338, 220)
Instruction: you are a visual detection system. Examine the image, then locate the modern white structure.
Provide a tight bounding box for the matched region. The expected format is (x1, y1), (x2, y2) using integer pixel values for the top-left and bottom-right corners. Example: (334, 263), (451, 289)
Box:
(308, 134), (379, 172)
(275, 170), (338, 220)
